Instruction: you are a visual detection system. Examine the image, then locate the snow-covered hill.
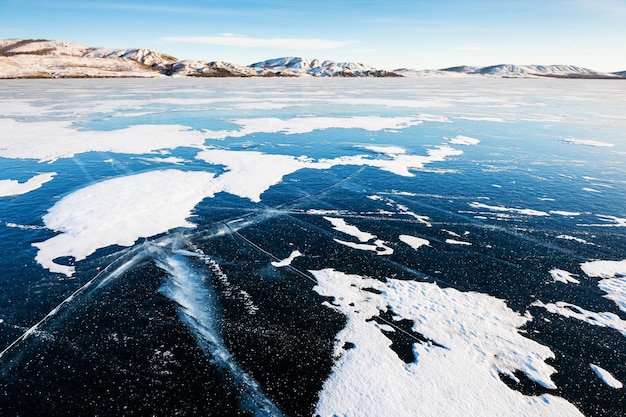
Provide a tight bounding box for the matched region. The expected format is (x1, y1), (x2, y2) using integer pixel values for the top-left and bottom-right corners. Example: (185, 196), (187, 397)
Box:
(167, 60), (273, 77)
(1, 38), (624, 79)
(0, 39), (175, 78)
(0, 39), (397, 79)
(249, 57), (400, 77)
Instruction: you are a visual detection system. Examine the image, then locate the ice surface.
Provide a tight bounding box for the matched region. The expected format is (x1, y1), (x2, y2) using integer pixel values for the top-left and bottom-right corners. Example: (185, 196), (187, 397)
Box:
(155, 249), (285, 416)
(2, 79), (624, 416)
(34, 170), (219, 276)
(550, 269), (580, 284)
(0, 172), (55, 197)
(311, 268), (583, 417)
(32, 140), (466, 276)
(399, 234), (431, 250)
(590, 364), (623, 389)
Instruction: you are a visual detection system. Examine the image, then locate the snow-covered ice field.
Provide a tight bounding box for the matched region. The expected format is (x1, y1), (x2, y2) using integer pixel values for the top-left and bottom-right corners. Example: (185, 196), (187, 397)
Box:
(0, 78), (624, 416)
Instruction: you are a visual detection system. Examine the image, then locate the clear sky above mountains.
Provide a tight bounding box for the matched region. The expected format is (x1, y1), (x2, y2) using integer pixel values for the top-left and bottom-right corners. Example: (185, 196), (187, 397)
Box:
(1, 0), (624, 71)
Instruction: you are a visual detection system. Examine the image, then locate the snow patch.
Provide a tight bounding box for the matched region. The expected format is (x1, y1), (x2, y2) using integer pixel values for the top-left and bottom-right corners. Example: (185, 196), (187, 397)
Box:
(556, 235), (592, 245)
(561, 138), (615, 147)
(580, 259), (626, 313)
(577, 215), (626, 228)
(140, 156), (190, 165)
(333, 239), (394, 255)
(580, 259), (626, 280)
(590, 364), (623, 389)
(196, 149), (318, 202)
(446, 238), (472, 246)
(399, 234), (430, 250)
(533, 301), (626, 337)
(362, 145), (407, 156)
(549, 269), (580, 284)
(311, 268), (583, 417)
(203, 116), (424, 140)
(0, 119), (207, 163)
(196, 144), (463, 203)
(324, 217), (375, 242)
(448, 135), (480, 145)
(0, 172), (56, 197)
(324, 217), (393, 255)
(33, 170), (219, 276)
(271, 250), (302, 267)
(5, 223), (46, 230)
(550, 211), (581, 216)
(469, 202), (550, 217)
(457, 116), (507, 123)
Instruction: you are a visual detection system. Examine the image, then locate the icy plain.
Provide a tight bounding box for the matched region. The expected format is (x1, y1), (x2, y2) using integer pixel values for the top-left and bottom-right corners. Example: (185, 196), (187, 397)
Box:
(0, 78), (624, 417)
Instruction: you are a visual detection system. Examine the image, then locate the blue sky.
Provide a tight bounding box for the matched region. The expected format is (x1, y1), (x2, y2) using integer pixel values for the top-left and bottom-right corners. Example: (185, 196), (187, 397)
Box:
(1, 0), (625, 71)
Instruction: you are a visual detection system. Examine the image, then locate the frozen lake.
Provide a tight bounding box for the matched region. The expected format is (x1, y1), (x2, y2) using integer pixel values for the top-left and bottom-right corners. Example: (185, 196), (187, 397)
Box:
(0, 78), (625, 416)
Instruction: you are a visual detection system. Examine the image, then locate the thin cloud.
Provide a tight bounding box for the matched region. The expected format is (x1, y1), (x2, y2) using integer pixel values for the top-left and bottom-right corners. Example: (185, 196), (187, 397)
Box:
(455, 46), (485, 51)
(574, 0), (626, 13)
(29, 1), (250, 16)
(162, 35), (351, 50)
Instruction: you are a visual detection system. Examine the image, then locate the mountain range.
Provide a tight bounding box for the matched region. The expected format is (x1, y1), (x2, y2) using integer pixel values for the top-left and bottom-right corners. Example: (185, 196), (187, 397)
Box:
(1, 38), (624, 79)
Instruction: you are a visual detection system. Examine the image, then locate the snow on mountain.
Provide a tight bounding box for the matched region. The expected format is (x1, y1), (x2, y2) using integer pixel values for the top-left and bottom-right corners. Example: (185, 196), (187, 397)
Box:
(393, 68), (470, 78)
(84, 48), (178, 70)
(167, 59), (265, 77)
(440, 64), (621, 79)
(613, 70), (626, 77)
(249, 57), (400, 77)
